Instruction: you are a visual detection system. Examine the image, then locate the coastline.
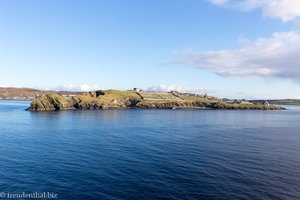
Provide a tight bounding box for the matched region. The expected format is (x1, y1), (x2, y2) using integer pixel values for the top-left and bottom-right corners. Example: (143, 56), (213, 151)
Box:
(26, 90), (285, 111)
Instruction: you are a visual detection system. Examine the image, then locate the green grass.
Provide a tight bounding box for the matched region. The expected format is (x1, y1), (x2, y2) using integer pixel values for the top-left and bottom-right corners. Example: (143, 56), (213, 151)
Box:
(101, 90), (142, 100)
(33, 93), (69, 104)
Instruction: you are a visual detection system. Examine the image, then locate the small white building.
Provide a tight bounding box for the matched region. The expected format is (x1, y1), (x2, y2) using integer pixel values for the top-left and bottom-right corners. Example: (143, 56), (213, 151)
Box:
(62, 94), (76, 98)
(133, 88), (142, 92)
(264, 101), (270, 106)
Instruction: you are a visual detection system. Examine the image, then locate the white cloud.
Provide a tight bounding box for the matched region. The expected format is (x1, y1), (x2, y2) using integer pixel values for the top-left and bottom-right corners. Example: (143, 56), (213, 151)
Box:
(181, 31), (300, 80)
(144, 84), (206, 94)
(39, 84), (206, 94)
(208, 0), (300, 22)
(44, 84), (104, 92)
(209, 0), (229, 6)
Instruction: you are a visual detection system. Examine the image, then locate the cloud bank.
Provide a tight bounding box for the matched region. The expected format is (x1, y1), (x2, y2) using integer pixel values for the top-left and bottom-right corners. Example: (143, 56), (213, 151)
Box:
(209, 0), (300, 22)
(181, 31), (300, 80)
(183, 0), (300, 81)
(42, 84), (206, 94)
(46, 84), (104, 92)
(145, 84), (206, 94)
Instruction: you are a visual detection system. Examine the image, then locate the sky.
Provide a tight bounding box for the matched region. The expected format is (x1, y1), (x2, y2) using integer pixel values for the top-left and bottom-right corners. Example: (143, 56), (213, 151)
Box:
(0, 0), (300, 99)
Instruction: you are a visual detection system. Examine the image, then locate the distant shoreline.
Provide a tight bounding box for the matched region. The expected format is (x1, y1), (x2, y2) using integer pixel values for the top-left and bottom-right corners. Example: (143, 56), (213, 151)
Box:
(0, 99), (32, 101)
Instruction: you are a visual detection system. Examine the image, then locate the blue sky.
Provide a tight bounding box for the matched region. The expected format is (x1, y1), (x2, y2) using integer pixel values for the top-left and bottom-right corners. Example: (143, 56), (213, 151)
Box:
(0, 0), (300, 99)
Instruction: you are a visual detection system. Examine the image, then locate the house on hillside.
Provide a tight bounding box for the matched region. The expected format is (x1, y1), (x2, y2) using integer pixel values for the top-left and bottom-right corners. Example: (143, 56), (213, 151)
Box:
(170, 90), (179, 94)
(222, 98), (230, 102)
(234, 99), (241, 103)
(133, 88), (142, 92)
(62, 94), (76, 98)
(264, 101), (270, 106)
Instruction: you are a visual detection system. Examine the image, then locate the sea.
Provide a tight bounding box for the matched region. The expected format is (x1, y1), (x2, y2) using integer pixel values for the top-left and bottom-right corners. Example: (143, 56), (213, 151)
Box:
(0, 100), (299, 200)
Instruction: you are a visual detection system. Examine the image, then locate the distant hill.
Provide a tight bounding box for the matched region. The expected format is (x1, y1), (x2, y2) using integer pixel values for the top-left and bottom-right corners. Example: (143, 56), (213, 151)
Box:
(251, 99), (300, 105)
(268, 99), (300, 105)
(0, 87), (81, 100)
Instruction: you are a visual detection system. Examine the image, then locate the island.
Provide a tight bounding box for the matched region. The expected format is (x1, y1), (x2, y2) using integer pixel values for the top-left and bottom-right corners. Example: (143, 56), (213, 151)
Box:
(26, 89), (284, 111)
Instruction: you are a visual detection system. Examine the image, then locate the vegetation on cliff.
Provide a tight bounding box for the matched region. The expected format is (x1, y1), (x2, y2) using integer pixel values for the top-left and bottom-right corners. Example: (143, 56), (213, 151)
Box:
(27, 90), (284, 111)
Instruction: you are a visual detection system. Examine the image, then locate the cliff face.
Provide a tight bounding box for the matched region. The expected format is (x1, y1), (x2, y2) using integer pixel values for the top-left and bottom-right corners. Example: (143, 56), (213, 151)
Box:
(27, 92), (140, 111)
(28, 94), (76, 111)
(27, 90), (284, 111)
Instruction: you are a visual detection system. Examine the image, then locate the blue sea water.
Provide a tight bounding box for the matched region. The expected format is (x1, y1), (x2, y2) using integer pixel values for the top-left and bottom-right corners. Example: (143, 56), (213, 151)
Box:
(0, 100), (300, 200)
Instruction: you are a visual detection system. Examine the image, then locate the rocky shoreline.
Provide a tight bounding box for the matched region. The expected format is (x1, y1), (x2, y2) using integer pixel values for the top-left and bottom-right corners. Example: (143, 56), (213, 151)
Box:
(27, 90), (284, 111)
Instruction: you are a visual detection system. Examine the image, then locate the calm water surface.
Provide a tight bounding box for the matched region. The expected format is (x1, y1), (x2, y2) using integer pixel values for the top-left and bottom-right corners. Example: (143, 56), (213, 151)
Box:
(0, 101), (300, 200)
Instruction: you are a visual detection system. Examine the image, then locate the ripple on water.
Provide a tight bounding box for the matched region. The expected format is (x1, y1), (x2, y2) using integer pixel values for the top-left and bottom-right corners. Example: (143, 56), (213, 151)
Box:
(0, 102), (299, 200)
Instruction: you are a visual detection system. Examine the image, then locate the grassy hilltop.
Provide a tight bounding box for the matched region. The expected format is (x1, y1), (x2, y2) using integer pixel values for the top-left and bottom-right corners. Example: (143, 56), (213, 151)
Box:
(27, 90), (283, 111)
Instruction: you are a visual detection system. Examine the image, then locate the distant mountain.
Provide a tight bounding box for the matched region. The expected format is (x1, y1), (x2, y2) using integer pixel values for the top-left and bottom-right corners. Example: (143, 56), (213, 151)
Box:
(0, 87), (81, 100)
